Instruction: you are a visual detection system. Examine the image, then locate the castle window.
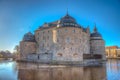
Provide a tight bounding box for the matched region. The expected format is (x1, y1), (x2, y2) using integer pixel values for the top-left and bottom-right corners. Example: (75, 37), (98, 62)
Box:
(45, 52), (48, 54)
(66, 37), (70, 43)
(48, 31), (49, 33)
(58, 53), (63, 57)
(38, 55), (39, 59)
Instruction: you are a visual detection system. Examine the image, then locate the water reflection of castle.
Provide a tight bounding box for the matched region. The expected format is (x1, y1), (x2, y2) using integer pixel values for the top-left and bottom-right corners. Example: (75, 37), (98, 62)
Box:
(18, 63), (106, 80)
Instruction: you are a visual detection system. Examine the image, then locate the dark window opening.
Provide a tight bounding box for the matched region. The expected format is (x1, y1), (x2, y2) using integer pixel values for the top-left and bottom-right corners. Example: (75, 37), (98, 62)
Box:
(58, 53), (63, 57)
(45, 52), (48, 54)
(38, 55), (39, 59)
(83, 54), (102, 59)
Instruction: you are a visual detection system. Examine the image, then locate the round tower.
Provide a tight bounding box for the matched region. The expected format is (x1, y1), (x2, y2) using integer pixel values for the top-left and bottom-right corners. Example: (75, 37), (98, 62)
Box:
(90, 26), (106, 60)
(20, 32), (36, 59)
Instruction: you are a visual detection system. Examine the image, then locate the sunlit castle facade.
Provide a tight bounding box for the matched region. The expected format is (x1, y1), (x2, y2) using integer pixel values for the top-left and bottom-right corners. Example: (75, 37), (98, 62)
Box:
(20, 13), (106, 64)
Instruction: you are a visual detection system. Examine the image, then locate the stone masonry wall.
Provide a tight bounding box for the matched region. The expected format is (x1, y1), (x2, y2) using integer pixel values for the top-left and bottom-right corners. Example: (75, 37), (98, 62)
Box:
(20, 41), (36, 59)
(35, 27), (90, 62)
(90, 39), (106, 60)
(52, 27), (90, 61)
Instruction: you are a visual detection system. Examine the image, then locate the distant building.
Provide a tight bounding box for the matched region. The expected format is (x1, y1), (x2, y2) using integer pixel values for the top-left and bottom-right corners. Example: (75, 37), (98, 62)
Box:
(116, 49), (120, 57)
(19, 13), (106, 64)
(105, 46), (119, 58)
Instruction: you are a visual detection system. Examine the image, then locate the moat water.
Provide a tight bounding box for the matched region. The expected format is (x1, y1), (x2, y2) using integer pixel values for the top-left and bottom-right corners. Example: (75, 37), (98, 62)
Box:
(0, 59), (120, 80)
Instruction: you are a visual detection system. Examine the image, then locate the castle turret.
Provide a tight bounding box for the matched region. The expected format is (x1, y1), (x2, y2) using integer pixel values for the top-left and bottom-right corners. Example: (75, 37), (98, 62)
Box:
(59, 13), (79, 27)
(23, 32), (35, 42)
(20, 32), (36, 59)
(90, 25), (106, 60)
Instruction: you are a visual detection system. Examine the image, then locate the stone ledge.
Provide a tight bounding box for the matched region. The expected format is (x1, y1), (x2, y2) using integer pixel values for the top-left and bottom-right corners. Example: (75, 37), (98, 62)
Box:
(17, 59), (106, 66)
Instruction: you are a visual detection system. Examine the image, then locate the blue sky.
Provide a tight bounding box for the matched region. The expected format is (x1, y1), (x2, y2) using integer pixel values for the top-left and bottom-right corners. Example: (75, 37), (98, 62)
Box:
(0, 0), (120, 52)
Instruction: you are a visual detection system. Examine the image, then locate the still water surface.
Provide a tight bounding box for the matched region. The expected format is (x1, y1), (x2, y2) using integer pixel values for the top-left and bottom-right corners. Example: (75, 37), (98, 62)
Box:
(0, 59), (120, 80)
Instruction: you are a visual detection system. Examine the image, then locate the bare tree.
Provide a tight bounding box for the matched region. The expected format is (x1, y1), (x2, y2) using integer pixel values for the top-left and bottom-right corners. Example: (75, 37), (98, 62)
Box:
(13, 45), (20, 59)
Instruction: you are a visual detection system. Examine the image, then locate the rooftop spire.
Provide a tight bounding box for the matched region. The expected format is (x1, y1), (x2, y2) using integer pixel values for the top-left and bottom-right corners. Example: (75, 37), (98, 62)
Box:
(66, 8), (69, 16)
(93, 23), (97, 33)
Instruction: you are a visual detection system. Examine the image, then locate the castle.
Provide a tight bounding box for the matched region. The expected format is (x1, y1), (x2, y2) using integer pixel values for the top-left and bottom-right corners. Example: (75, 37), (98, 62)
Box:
(19, 13), (106, 64)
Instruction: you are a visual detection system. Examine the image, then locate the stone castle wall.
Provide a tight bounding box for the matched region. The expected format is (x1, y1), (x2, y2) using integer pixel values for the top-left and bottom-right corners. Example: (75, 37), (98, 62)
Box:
(90, 38), (105, 60)
(35, 27), (90, 61)
(20, 41), (36, 59)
